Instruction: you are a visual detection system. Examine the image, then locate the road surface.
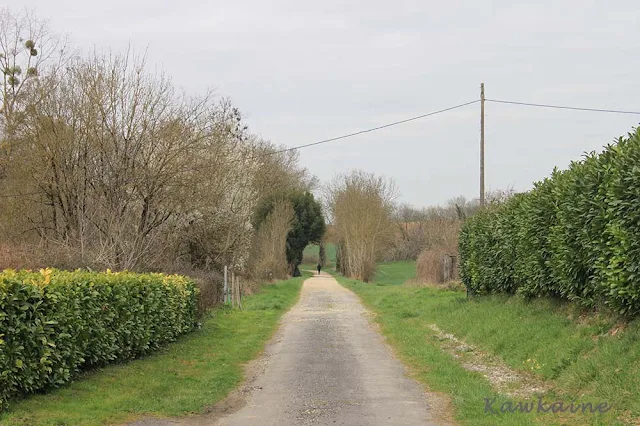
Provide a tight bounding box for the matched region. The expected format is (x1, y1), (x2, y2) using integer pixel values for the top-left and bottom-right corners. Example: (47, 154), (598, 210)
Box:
(215, 272), (437, 426)
(132, 273), (443, 426)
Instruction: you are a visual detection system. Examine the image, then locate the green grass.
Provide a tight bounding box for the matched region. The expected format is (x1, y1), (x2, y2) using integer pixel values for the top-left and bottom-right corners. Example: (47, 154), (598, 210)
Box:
(301, 242), (336, 272)
(334, 263), (638, 425)
(0, 275), (306, 426)
(373, 260), (417, 285)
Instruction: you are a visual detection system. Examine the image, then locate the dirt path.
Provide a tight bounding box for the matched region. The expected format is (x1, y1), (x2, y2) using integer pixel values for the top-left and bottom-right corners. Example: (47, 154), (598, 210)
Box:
(131, 273), (449, 426)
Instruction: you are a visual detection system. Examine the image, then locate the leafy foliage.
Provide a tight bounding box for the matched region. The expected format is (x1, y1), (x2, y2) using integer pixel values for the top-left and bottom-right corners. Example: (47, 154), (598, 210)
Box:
(460, 127), (640, 316)
(0, 269), (198, 411)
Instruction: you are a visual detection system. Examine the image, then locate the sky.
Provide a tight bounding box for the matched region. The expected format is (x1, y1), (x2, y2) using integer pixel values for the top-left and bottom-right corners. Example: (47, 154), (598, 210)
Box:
(17, 0), (640, 207)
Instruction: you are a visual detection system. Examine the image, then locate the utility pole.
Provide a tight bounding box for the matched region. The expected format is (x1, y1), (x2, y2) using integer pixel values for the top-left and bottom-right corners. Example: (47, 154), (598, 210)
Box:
(480, 83), (485, 207)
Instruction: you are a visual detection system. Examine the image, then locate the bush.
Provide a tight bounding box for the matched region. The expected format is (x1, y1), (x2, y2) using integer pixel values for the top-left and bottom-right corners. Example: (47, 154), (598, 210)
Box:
(417, 248), (447, 283)
(459, 127), (640, 316)
(301, 252), (319, 265)
(169, 266), (222, 316)
(0, 268), (198, 411)
(414, 218), (461, 283)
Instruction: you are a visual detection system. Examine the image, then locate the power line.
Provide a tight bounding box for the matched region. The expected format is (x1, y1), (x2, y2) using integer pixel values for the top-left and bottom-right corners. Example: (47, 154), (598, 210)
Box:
(248, 97), (639, 162)
(179, 99), (481, 174)
(486, 99), (640, 115)
(249, 99), (480, 159)
(3, 95), (638, 199)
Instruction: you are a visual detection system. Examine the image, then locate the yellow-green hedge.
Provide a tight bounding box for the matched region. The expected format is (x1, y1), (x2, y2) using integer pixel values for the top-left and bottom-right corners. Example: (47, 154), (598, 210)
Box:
(0, 268), (198, 411)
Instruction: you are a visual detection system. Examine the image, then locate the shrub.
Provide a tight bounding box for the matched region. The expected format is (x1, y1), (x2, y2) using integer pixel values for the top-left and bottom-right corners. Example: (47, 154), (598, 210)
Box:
(169, 265), (222, 316)
(459, 127), (640, 316)
(301, 250), (319, 265)
(0, 268), (198, 411)
(416, 247), (447, 283)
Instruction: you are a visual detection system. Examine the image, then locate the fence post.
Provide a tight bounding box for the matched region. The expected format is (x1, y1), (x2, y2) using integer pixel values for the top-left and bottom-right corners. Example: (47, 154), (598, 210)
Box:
(234, 275), (239, 308)
(231, 274), (235, 308)
(451, 255), (458, 281)
(236, 276), (240, 308)
(231, 271), (235, 308)
(442, 255), (449, 283)
(223, 265), (228, 304)
(443, 254), (457, 283)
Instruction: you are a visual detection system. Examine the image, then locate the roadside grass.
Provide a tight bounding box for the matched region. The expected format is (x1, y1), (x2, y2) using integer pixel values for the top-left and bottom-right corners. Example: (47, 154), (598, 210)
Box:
(334, 263), (637, 425)
(0, 275), (306, 426)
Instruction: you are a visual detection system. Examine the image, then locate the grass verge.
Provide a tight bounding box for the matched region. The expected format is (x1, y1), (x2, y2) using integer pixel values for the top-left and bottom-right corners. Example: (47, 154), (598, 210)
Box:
(0, 275), (306, 426)
(334, 263), (637, 426)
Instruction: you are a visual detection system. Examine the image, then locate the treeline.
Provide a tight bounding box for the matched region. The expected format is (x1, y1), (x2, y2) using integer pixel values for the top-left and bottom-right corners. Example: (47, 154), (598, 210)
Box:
(460, 127), (640, 316)
(384, 198), (475, 262)
(0, 9), (320, 299)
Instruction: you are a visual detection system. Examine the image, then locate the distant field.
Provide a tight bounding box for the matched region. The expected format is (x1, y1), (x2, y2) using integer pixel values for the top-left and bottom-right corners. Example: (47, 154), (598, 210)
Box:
(373, 261), (416, 285)
(302, 242), (336, 268)
(302, 250), (416, 285)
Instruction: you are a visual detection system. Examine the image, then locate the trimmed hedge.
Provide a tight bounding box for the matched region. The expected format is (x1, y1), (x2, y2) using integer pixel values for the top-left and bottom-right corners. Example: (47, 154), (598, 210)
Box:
(0, 268), (198, 411)
(460, 127), (640, 316)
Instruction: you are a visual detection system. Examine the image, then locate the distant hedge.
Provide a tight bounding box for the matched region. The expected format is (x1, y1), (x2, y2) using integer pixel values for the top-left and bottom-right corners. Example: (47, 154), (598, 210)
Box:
(0, 269), (198, 411)
(460, 127), (640, 316)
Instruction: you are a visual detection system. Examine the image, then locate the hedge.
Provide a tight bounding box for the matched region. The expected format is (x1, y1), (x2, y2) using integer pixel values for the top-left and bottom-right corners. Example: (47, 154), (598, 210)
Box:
(460, 127), (640, 316)
(0, 268), (198, 411)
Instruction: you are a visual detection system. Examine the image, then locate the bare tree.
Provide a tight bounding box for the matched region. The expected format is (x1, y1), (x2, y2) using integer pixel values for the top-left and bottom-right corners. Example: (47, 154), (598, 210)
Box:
(248, 200), (294, 280)
(0, 8), (315, 281)
(0, 7), (68, 152)
(0, 45), (311, 272)
(326, 170), (397, 282)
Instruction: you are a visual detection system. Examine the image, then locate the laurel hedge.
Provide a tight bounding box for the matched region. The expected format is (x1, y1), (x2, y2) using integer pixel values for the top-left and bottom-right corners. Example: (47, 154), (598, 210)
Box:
(460, 127), (640, 316)
(0, 269), (198, 411)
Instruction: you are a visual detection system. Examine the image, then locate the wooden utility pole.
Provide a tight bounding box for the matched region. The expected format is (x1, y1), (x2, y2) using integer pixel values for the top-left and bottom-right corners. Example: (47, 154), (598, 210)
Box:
(480, 83), (486, 207)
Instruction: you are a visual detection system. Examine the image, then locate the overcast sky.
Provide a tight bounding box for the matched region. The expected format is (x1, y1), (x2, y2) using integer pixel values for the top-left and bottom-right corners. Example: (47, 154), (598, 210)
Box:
(20, 0), (640, 206)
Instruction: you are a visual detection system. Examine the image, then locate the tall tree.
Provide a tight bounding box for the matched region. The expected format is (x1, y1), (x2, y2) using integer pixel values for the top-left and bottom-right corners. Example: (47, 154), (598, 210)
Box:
(254, 191), (325, 277)
(0, 8), (67, 145)
(325, 171), (397, 282)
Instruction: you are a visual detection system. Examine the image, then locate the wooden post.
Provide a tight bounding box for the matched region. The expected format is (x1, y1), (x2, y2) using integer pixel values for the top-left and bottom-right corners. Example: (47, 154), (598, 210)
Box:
(480, 83), (486, 207)
(233, 275), (237, 307)
(223, 265), (228, 304)
(451, 255), (458, 281)
(443, 255), (449, 283)
(234, 276), (241, 309)
(443, 255), (455, 283)
(230, 271), (235, 307)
